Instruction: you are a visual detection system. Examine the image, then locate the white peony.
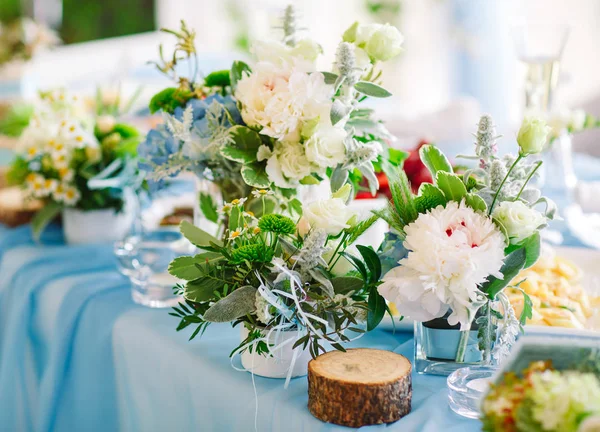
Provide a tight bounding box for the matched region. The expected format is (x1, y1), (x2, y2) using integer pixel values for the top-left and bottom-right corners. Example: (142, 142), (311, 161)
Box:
(235, 61), (332, 142)
(492, 200), (546, 244)
(303, 196), (355, 236)
(304, 125), (347, 169)
(378, 201), (506, 329)
(365, 24), (404, 61)
(265, 141), (313, 188)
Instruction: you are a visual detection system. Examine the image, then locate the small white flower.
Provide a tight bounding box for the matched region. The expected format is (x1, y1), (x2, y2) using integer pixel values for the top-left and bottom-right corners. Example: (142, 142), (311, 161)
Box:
(61, 185), (81, 206)
(25, 173), (48, 198)
(492, 200), (546, 244)
(228, 229), (245, 240)
(251, 189), (274, 198)
(219, 203), (233, 214)
(229, 197), (247, 207)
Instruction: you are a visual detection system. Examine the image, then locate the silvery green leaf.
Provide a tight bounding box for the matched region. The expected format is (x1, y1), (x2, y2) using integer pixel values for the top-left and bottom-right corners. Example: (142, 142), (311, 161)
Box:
(308, 268), (334, 298)
(519, 188), (541, 204)
(202, 285), (257, 322)
(330, 99), (350, 125)
(359, 163), (379, 196)
(333, 75), (346, 93)
(330, 165), (349, 192)
(321, 71), (338, 85)
(354, 81), (392, 98)
(533, 196), (560, 220)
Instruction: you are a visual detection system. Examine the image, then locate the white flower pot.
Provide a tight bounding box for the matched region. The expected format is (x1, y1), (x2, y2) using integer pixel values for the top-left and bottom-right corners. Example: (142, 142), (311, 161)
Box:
(240, 326), (312, 379)
(62, 202), (135, 245)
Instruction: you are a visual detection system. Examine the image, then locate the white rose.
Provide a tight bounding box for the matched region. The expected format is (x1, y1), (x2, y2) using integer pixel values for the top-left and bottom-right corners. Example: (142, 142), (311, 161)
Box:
(365, 24), (404, 62)
(291, 39), (322, 63)
(266, 141), (313, 188)
(304, 197), (355, 236)
(355, 24), (381, 46)
(517, 116), (551, 155)
(305, 125), (347, 169)
(96, 115), (116, 134)
(492, 201), (546, 244)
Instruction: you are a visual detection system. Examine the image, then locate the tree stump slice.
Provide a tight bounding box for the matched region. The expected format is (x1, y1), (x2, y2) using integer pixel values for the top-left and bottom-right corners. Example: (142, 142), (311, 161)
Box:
(0, 187), (43, 227)
(308, 348), (412, 428)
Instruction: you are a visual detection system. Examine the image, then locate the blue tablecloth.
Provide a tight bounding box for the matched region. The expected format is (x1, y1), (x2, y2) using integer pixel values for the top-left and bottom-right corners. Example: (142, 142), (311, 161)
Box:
(0, 153), (598, 432)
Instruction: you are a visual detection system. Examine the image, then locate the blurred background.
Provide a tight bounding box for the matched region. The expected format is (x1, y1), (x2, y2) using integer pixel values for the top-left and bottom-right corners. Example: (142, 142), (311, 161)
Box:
(1, 0), (600, 153)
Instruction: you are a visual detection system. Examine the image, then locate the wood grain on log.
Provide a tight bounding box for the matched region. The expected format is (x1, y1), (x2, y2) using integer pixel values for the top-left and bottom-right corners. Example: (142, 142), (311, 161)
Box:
(308, 348), (412, 428)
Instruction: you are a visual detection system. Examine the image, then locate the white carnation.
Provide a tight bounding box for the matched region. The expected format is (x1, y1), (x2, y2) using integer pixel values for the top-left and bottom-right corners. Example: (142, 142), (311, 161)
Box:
(378, 201), (506, 329)
(265, 141), (313, 188)
(492, 200), (546, 244)
(235, 61), (332, 142)
(305, 125), (347, 169)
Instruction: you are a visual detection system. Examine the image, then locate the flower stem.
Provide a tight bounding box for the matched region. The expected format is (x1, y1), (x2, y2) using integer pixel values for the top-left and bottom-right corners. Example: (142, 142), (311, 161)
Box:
(515, 160), (542, 201)
(455, 329), (470, 363)
(482, 302), (492, 365)
(327, 232), (348, 267)
(488, 154), (523, 215)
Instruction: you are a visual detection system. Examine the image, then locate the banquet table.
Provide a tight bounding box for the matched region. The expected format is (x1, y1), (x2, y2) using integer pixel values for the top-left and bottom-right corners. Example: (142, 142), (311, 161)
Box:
(0, 153), (598, 432)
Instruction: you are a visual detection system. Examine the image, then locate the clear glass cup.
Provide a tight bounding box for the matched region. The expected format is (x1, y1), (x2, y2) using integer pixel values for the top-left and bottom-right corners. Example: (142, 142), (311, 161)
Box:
(114, 228), (195, 308)
(447, 365), (496, 419)
(512, 22), (570, 113)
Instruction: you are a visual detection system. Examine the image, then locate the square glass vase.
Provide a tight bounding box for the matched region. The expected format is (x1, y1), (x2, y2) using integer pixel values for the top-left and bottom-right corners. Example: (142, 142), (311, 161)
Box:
(414, 319), (488, 376)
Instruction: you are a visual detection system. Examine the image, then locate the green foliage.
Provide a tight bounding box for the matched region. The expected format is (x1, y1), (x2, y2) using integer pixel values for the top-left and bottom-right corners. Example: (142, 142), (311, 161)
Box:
(169, 252), (222, 280)
(481, 248), (527, 300)
(6, 156), (29, 186)
(230, 244), (274, 264)
(376, 166), (418, 235)
(346, 214), (379, 245)
(414, 183), (447, 213)
(354, 81), (392, 98)
(204, 70), (231, 88)
(332, 276), (364, 294)
(321, 71), (338, 85)
(199, 192), (219, 223)
(516, 287), (533, 326)
(241, 163), (270, 188)
(0, 104), (33, 136)
(180, 220), (222, 248)
(419, 145), (453, 181)
(31, 201), (63, 241)
(388, 148), (409, 166)
(112, 123), (139, 139)
(465, 193), (487, 213)
(148, 87), (192, 114)
(329, 165), (349, 192)
(476, 302), (499, 355)
(436, 171), (467, 202)
(258, 214), (296, 235)
(220, 126), (262, 163)
(202, 286), (257, 322)
(230, 61), (251, 90)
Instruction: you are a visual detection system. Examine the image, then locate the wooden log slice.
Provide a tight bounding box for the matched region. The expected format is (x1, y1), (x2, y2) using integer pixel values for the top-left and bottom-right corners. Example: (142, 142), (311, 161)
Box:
(308, 348), (412, 428)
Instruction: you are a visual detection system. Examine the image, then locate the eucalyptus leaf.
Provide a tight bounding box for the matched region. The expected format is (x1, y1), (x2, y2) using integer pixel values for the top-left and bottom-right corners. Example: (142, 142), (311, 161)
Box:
(354, 81), (392, 98)
(202, 286), (258, 322)
(330, 165), (349, 192)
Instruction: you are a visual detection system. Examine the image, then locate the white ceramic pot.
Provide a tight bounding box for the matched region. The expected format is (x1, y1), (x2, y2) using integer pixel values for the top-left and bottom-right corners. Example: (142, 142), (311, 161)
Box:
(62, 199), (135, 245)
(240, 326), (312, 379)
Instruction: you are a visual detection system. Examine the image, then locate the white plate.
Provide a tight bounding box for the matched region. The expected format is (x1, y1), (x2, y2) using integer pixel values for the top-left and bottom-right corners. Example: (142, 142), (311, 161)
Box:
(378, 246), (600, 335)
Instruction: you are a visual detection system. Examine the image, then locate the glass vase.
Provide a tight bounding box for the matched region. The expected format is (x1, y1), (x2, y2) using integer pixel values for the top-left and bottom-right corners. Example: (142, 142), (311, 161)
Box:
(414, 303), (501, 376)
(539, 132), (576, 202)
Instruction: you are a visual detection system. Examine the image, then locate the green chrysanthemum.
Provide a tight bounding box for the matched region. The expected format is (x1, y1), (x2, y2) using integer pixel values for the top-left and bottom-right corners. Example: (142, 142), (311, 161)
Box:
(230, 244), (274, 264)
(258, 214), (296, 235)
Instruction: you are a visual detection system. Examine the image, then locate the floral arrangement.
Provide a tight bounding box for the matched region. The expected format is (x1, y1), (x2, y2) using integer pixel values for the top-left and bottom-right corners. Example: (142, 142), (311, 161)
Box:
(377, 114), (557, 363)
(0, 18), (59, 70)
(7, 89), (142, 238)
(168, 184), (387, 360)
(547, 107), (600, 143)
(482, 360), (600, 432)
(138, 6), (404, 220)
